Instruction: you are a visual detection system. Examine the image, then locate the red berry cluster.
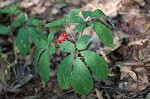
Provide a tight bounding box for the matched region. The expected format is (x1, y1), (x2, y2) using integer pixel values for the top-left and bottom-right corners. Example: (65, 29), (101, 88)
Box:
(57, 33), (67, 43)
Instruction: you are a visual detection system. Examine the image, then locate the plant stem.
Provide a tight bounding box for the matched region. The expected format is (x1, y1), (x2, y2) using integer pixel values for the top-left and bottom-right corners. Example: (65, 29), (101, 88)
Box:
(3, 57), (18, 80)
(9, 13), (19, 80)
(65, 25), (75, 42)
(81, 29), (84, 36)
(9, 13), (18, 64)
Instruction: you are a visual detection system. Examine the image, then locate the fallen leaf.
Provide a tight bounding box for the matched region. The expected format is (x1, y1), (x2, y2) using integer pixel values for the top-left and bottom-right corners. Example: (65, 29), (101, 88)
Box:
(95, 89), (103, 99)
(118, 65), (137, 81)
(128, 39), (148, 46)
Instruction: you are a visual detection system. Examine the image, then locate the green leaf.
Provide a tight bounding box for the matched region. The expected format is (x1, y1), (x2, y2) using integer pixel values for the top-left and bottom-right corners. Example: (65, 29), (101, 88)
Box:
(38, 29), (47, 41)
(55, 0), (65, 3)
(37, 39), (48, 49)
(11, 21), (21, 28)
(50, 26), (63, 31)
(67, 9), (81, 16)
(0, 26), (9, 35)
(33, 38), (50, 67)
(87, 21), (113, 47)
(18, 12), (26, 23)
(75, 23), (86, 32)
(80, 51), (108, 80)
(27, 16), (42, 26)
(81, 9), (107, 19)
(45, 17), (65, 27)
(34, 48), (44, 66)
(48, 43), (55, 55)
(66, 16), (84, 23)
(91, 9), (107, 18)
(48, 32), (54, 43)
(91, 9), (114, 26)
(0, 8), (10, 14)
(59, 41), (75, 53)
(16, 28), (30, 55)
(81, 11), (93, 19)
(9, 5), (21, 14)
(38, 50), (50, 84)
(66, 9), (84, 23)
(27, 27), (39, 45)
(0, 5), (21, 14)
(71, 58), (93, 95)
(76, 35), (90, 50)
(58, 54), (74, 89)
(81, 9), (114, 26)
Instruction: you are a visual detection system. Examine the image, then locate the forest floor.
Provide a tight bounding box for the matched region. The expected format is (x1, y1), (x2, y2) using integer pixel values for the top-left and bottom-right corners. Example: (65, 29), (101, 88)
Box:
(0, 0), (150, 99)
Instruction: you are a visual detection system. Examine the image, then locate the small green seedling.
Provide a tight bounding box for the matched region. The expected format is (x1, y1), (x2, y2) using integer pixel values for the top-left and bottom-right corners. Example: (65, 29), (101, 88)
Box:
(0, 5), (45, 55)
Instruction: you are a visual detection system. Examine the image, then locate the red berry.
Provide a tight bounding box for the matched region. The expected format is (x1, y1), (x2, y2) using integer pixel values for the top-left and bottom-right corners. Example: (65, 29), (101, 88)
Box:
(57, 33), (67, 43)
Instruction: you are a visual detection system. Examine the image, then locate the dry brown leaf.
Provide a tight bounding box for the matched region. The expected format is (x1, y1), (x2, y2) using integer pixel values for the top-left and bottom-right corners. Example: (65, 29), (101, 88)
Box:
(128, 39), (148, 46)
(134, 0), (146, 6)
(134, 67), (149, 83)
(128, 71), (138, 81)
(143, 57), (150, 63)
(20, 1), (33, 8)
(82, 0), (122, 16)
(134, 67), (148, 73)
(32, 6), (46, 14)
(119, 82), (137, 91)
(118, 66), (138, 81)
(95, 89), (103, 99)
(137, 83), (149, 91)
(122, 61), (144, 66)
(145, 63), (150, 66)
(138, 74), (149, 83)
(0, 0), (16, 8)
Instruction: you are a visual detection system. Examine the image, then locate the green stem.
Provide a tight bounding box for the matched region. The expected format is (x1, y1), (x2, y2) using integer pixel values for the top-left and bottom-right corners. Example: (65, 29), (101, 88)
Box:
(9, 13), (19, 80)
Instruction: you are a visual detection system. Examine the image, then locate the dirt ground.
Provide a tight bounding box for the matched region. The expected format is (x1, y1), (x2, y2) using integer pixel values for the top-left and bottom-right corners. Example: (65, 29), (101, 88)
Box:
(0, 0), (150, 99)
